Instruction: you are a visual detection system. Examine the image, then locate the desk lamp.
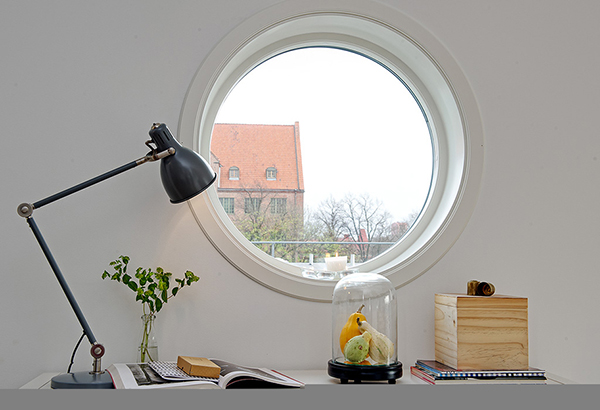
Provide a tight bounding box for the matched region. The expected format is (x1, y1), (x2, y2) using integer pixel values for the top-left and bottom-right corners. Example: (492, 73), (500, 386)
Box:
(17, 123), (216, 389)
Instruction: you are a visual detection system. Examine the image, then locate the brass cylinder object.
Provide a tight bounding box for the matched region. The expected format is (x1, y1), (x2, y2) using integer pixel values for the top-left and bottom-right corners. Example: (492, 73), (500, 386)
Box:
(467, 280), (479, 295)
(467, 280), (495, 296)
(477, 282), (495, 296)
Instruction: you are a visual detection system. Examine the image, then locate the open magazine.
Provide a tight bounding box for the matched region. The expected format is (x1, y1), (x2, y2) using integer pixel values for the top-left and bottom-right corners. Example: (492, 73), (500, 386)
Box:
(107, 359), (305, 389)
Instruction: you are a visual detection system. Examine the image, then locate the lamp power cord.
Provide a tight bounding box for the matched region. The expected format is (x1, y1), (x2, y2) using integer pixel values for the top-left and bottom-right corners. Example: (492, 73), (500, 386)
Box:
(67, 331), (86, 374)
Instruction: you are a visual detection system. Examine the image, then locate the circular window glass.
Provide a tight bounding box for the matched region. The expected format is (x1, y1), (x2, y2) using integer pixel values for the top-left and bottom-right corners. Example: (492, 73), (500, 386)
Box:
(180, 2), (483, 302)
(211, 47), (433, 271)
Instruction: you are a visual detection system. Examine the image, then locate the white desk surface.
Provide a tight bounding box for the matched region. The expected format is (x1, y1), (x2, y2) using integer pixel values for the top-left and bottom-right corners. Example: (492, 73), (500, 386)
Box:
(20, 369), (574, 389)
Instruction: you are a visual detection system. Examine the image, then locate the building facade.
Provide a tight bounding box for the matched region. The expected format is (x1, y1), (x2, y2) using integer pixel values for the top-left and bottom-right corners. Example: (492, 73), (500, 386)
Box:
(210, 122), (305, 221)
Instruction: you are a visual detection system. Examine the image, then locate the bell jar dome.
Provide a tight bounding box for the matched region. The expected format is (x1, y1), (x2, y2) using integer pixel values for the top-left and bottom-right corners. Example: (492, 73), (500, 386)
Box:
(328, 272), (402, 383)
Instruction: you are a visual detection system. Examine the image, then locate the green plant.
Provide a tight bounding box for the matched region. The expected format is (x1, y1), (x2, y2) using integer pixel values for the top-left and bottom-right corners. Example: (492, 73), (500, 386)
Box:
(102, 255), (199, 315)
(101, 255), (199, 362)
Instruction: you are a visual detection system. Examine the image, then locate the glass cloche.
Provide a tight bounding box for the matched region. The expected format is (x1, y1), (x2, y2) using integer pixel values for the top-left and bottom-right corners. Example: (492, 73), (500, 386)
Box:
(328, 272), (402, 383)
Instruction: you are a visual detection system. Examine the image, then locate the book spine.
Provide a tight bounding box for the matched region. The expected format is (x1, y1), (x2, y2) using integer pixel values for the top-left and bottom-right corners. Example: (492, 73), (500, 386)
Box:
(415, 361), (545, 379)
(410, 367), (435, 384)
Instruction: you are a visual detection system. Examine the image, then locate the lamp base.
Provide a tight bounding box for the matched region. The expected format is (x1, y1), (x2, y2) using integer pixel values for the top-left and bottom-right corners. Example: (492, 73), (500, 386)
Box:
(328, 360), (403, 384)
(51, 371), (114, 389)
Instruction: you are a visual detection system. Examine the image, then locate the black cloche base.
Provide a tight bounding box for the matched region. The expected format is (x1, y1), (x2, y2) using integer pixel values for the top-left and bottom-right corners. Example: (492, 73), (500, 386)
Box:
(327, 360), (403, 384)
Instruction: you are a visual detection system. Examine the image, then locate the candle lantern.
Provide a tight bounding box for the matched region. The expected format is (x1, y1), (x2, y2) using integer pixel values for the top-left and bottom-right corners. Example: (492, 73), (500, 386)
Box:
(328, 272), (403, 384)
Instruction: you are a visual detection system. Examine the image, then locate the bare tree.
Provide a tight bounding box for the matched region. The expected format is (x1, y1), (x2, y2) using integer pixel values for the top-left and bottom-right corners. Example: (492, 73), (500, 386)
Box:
(226, 182), (307, 261)
(223, 185), (416, 264)
(304, 201), (345, 258)
(313, 196), (345, 240)
(338, 193), (393, 262)
(231, 183), (271, 242)
(395, 210), (419, 238)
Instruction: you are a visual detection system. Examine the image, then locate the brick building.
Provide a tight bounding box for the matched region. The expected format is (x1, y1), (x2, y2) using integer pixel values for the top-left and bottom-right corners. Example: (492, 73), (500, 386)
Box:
(210, 122), (305, 220)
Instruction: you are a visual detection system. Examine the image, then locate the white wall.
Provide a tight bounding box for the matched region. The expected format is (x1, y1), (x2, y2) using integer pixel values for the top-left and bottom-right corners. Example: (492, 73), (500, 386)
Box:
(2, 0), (599, 388)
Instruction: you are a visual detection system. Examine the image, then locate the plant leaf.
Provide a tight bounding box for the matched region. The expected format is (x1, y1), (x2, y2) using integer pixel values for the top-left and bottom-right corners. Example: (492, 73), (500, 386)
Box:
(128, 281), (138, 291)
(158, 279), (168, 291)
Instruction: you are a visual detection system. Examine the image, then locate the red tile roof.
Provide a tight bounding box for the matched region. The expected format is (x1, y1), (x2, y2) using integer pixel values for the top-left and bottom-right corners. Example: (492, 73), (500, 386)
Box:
(211, 123), (304, 191)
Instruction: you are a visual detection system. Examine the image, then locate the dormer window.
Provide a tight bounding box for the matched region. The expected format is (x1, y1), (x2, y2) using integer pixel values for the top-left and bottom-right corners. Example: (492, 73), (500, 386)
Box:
(229, 166), (239, 180)
(266, 167), (277, 180)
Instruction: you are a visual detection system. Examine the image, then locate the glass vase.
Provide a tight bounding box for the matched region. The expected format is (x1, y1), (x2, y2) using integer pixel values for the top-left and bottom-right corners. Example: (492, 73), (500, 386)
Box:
(138, 314), (158, 363)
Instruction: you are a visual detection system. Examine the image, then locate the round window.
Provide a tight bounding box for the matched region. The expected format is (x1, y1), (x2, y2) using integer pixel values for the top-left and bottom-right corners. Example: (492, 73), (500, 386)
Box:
(180, 0), (483, 302)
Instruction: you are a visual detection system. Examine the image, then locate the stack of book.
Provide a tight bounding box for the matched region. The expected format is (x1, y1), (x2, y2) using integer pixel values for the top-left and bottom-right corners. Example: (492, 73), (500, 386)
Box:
(411, 360), (547, 385)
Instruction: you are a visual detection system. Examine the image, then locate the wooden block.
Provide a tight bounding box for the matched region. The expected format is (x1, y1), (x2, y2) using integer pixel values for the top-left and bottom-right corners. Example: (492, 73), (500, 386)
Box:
(176, 356), (221, 378)
(434, 293), (528, 370)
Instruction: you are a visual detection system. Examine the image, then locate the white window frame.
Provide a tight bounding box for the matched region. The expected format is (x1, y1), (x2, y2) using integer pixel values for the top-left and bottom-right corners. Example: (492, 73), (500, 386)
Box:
(270, 198), (286, 214)
(266, 167), (277, 181)
(244, 197), (261, 214)
(228, 166), (239, 180)
(219, 197), (235, 214)
(179, 0), (483, 302)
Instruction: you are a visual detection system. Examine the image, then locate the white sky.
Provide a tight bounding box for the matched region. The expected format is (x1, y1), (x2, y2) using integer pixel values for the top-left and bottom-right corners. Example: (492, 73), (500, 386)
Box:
(215, 48), (432, 221)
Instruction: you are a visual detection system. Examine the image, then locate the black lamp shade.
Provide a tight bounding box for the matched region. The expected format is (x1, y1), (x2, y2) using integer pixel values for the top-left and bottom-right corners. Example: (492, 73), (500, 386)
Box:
(149, 123), (216, 203)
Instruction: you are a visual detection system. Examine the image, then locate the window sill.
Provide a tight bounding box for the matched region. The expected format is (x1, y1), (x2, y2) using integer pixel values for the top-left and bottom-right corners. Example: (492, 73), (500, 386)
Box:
(20, 369), (575, 389)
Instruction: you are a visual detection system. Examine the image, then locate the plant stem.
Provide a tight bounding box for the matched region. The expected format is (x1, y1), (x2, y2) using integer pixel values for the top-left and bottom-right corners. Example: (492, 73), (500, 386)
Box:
(140, 313), (156, 362)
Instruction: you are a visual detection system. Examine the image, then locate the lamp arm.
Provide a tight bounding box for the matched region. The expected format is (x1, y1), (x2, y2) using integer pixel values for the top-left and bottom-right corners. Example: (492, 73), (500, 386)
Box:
(18, 146), (174, 217)
(26, 216), (99, 345)
(17, 146), (174, 373)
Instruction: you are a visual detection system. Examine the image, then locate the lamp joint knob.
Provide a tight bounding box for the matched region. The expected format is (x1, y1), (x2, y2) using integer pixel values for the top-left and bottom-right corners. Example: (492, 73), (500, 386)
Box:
(90, 343), (105, 359)
(17, 203), (34, 218)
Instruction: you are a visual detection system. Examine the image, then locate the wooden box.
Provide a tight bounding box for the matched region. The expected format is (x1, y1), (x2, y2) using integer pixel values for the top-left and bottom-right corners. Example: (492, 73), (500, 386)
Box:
(434, 293), (529, 370)
(176, 356), (221, 378)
